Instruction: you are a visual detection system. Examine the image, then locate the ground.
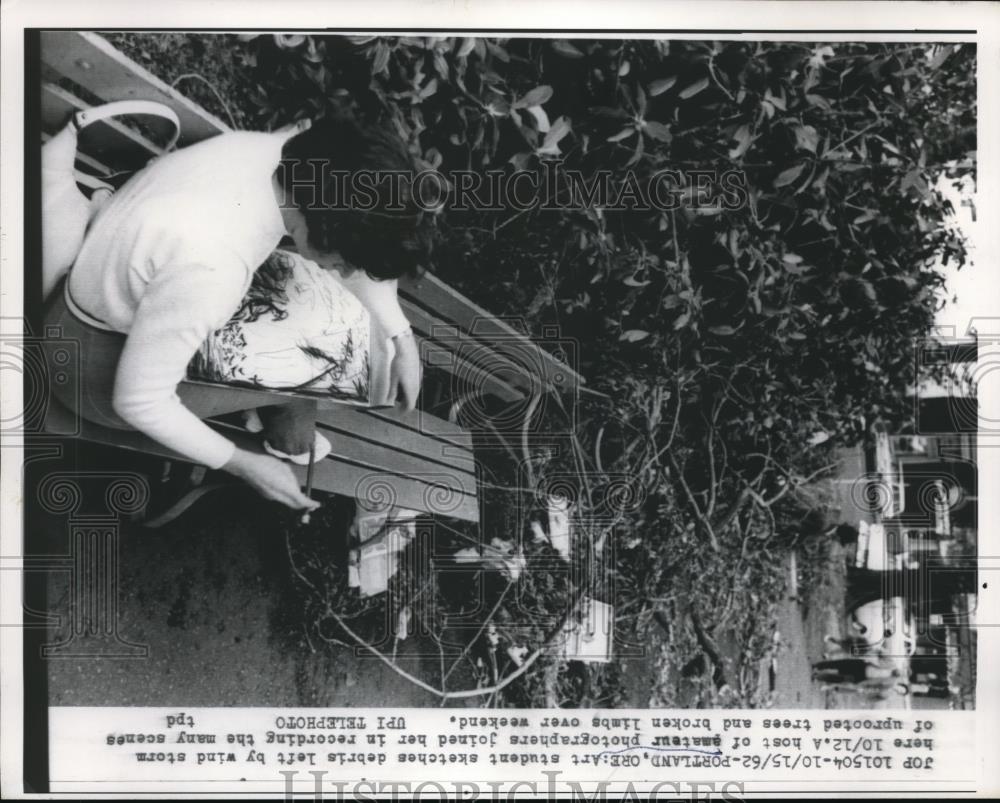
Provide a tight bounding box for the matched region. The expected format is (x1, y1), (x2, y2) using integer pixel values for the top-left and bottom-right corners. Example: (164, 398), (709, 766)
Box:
(36, 444), (472, 708)
(36, 444), (878, 710)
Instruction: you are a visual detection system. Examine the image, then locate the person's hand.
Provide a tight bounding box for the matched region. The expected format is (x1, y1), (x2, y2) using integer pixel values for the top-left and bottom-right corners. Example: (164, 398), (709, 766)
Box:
(223, 448), (320, 511)
(387, 328), (422, 411)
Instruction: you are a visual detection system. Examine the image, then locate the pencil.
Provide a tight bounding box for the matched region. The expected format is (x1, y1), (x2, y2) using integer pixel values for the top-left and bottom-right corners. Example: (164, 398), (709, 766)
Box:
(301, 440), (317, 525)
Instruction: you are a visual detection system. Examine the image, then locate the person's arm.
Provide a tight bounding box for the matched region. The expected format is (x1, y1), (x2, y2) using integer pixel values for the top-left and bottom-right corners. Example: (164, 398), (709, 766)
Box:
(112, 261), (318, 510)
(335, 271), (421, 410)
(334, 272), (410, 339)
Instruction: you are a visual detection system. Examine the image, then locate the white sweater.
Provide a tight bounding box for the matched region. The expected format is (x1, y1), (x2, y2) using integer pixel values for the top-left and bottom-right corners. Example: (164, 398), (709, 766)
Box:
(69, 130), (409, 469)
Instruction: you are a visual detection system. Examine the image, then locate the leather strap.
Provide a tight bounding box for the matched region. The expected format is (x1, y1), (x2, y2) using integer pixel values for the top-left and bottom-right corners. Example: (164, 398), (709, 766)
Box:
(72, 99), (181, 152)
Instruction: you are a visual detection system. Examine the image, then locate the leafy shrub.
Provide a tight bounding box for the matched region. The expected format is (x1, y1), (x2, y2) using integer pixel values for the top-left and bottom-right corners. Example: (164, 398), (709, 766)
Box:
(234, 34), (974, 458)
(116, 34), (976, 705)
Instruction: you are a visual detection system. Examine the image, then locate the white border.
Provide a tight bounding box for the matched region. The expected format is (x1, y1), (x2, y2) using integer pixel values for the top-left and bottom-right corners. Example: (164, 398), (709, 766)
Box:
(2, 1), (999, 799)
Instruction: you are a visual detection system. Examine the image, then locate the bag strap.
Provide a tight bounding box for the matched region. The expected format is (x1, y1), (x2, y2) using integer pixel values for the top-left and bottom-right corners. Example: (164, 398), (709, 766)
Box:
(71, 99), (182, 152)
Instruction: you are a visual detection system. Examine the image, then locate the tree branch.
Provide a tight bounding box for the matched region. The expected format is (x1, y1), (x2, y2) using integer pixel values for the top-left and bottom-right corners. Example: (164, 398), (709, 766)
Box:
(667, 451), (721, 553)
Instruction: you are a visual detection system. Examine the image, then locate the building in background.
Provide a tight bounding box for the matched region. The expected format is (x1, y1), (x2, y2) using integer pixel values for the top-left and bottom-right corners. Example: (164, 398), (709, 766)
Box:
(851, 337), (978, 709)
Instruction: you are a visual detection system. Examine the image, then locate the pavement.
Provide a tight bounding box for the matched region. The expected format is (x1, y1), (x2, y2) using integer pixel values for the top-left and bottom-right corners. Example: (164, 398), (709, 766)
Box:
(37, 462), (454, 708)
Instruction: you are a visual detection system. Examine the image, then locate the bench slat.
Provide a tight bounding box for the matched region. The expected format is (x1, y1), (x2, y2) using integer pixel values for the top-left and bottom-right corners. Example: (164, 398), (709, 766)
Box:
(400, 298), (535, 400)
(361, 406), (473, 450)
(43, 396), (479, 522)
(40, 31), (230, 145)
(314, 405), (475, 473)
(177, 378), (370, 420)
(419, 340), (524, 404)
(400, 271), (583, 392)
(210, 419), (478, 506)
(72, 169), (114, 195)
(41, 81), (163, 170)
(174, 379), (494, 441)
(74, 151), (112, 178)
(309, 451), (478, 521)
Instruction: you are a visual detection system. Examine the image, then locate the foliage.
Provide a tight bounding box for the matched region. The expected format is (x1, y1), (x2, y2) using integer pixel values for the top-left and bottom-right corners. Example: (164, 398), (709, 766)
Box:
(105, 33), (259, 130)
(236, 36), (974, 443)
(119, 34), (976, 706)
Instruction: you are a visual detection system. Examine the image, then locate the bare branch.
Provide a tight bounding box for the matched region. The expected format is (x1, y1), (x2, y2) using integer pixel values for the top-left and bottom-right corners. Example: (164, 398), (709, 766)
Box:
(442, 580), (514, 684)
(667, 451), (721, 552)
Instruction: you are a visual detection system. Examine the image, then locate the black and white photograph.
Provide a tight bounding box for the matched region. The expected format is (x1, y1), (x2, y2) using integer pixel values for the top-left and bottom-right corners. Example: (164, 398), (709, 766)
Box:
(1, 1), (997, 798)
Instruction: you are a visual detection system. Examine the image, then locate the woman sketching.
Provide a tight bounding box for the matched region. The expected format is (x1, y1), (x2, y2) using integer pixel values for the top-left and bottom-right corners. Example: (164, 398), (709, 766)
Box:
(45, 115), (435, 511)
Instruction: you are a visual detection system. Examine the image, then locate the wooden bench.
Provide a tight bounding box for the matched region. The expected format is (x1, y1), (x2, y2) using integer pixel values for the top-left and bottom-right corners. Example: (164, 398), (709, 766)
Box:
(37, 31), (585, 524)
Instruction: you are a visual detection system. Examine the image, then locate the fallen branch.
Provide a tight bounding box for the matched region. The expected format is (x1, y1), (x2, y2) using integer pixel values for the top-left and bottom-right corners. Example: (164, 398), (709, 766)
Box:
(322, 607), (546, 700)
(286, 528), (589, 702)
(667, 452), (720, 552)
(688, 607), (728, 688)
(711, 486), (753, 536)
(441, 580), (514, 684)
(521, 392), (543, 487)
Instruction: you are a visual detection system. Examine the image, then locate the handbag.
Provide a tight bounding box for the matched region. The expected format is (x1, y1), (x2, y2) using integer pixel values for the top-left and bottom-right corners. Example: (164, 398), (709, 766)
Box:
(41, 100), (181, 299)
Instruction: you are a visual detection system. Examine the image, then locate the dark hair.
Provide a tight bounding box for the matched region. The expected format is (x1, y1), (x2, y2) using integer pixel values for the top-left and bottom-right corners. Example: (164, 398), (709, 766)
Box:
(277, 115), (438, 280)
